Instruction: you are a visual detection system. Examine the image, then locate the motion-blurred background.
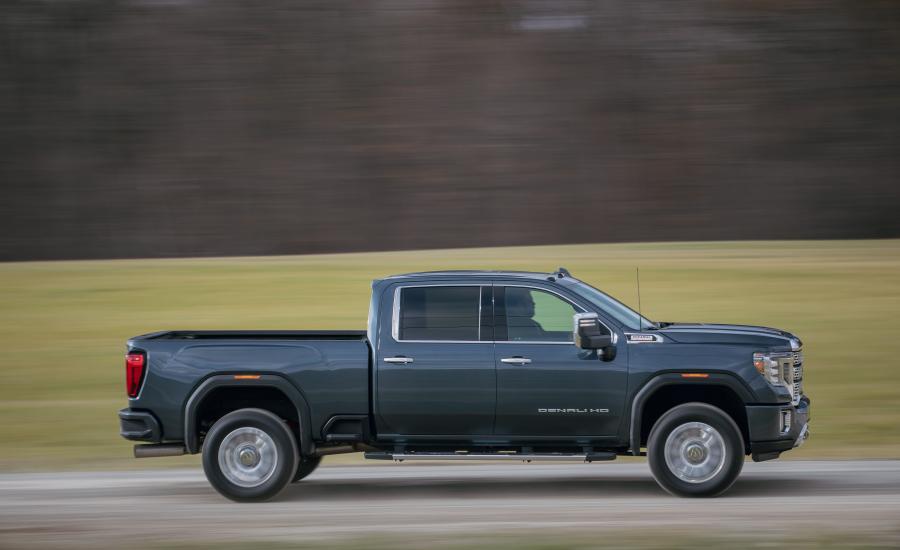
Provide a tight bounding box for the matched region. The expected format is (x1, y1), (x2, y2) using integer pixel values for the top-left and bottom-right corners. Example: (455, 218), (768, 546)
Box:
(3, 0), (899, 260)
(1, 1), (900, 547)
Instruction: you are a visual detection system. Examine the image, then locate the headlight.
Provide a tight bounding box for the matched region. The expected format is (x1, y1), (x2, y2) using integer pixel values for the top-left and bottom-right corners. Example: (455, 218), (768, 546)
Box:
(753, 352), (781, 385)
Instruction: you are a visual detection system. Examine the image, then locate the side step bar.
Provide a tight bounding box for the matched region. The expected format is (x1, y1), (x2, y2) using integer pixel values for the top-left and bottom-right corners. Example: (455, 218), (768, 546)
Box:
(134, 443), (186, 458)
(364, 451), (616, 463)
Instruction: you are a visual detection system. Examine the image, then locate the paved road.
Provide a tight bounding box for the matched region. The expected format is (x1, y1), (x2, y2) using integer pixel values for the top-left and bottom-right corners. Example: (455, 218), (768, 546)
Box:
(2, 461), (899, 548)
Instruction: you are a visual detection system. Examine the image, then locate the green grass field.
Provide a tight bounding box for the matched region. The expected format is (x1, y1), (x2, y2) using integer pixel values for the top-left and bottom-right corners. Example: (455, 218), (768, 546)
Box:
(1, 240), (899, 471)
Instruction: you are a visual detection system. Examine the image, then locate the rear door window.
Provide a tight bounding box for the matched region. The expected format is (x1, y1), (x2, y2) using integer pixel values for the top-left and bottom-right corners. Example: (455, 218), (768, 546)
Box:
(397, 286), (482, 341)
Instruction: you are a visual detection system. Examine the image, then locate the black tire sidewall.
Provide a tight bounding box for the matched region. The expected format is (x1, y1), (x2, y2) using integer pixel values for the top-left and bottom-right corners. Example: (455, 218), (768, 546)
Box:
(291, 456), (322, 483)
(202, 408), (299, 502)
(648, 403), (744, 497)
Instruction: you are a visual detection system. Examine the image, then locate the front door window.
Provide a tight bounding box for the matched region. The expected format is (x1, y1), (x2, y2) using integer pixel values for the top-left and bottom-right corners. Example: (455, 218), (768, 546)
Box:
(503, 287), (578, 343)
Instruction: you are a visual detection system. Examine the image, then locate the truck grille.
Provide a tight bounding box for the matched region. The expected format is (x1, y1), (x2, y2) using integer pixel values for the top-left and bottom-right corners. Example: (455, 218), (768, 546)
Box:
(782, 351), (804, 405)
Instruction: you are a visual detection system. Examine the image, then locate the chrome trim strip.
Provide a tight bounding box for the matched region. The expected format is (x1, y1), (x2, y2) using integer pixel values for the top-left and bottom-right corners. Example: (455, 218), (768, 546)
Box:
(391, 286), (400, 341)
(478, 286), (482, 341)
(386, 340), (491, 345)
(389, 282), (616, 346)
(382, 453), (599, 462)
(495, 340), (576, 345)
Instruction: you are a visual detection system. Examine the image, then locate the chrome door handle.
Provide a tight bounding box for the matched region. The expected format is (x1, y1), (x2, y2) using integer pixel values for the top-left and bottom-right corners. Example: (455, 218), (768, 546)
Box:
(384, 356), (414, 364)
(501, 357), (532, 365)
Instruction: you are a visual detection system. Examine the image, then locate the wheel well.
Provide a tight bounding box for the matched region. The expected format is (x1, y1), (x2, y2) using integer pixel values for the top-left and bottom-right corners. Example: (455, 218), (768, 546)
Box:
(194, 386), (299, 447)
(639, 385), (749, 453)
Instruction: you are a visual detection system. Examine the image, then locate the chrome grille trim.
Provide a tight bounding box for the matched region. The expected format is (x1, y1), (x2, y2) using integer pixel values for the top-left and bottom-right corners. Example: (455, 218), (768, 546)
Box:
(774, 351), (803, 405)
(785, 350), (803, 405)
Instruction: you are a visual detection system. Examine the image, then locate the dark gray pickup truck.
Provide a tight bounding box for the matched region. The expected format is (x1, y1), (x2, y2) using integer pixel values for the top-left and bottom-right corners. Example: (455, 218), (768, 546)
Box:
(119, 268), (810, 501)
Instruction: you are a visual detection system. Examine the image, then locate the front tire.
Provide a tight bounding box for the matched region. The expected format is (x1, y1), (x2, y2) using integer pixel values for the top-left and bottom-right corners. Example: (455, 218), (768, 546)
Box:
(648, 402), (744, 497)
(202, 408), (298, 502)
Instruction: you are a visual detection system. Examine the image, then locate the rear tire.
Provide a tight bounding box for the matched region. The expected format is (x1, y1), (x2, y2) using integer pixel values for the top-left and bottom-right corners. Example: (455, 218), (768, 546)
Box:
(647, 402), (744, 497)
(292, 456), (322, 483)
(202, 408), (298, 502)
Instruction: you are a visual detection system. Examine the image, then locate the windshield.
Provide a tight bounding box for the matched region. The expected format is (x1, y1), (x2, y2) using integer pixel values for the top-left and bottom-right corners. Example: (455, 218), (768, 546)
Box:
(564, 279), (656, 331)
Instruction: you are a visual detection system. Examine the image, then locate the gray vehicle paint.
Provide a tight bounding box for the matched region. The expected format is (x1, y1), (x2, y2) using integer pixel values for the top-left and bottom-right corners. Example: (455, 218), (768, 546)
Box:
(120, 270), (809, 460)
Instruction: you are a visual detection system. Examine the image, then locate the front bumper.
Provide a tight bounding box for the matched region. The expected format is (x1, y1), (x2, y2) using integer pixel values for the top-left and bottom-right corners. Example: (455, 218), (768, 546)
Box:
(746, 396), (810, 461)
(119, 408), (162, 442)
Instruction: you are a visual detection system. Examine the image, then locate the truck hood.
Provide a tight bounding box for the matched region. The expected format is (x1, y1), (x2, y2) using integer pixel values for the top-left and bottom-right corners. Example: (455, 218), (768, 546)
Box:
(656, 323), (801, 349)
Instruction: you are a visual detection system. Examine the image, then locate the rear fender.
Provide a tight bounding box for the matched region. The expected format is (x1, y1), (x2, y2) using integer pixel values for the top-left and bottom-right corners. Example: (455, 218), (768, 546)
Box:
(183, 374), (313, 455)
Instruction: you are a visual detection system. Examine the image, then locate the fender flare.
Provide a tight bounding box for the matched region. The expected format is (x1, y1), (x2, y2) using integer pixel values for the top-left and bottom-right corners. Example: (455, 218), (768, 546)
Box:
(628, 372), (755, 456)
(183, 374), (313, 455)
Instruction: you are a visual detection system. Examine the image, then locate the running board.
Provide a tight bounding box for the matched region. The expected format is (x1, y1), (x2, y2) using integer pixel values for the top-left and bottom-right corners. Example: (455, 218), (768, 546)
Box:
(364, 451), (616, 463)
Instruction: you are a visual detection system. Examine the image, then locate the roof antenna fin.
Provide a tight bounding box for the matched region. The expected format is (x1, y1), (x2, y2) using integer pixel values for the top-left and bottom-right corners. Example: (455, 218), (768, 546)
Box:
(555, 267), (571, 279)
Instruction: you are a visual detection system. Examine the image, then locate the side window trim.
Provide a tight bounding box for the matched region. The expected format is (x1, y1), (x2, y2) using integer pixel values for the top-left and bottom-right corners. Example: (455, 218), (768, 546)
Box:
(494, 283), (613, 345)
(390, 284), (489, 344)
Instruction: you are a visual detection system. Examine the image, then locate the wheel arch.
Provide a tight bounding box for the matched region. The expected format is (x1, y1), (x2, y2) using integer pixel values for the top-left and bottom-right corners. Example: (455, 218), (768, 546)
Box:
(629, 373), (754, 456)
(183, 374), (313, 455)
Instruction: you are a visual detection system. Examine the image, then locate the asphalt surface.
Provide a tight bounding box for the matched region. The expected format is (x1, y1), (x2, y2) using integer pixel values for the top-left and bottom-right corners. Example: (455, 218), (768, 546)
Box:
(2, 460), (899, 548)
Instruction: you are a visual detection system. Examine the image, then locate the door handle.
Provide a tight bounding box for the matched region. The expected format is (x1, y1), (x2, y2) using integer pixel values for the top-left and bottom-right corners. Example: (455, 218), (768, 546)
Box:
(501, 357), (532, 365)
(384, 356), (414, 364)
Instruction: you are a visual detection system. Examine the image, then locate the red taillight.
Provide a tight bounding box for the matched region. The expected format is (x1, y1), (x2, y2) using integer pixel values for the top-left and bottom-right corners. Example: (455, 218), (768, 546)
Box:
(126, 352), (146, 398)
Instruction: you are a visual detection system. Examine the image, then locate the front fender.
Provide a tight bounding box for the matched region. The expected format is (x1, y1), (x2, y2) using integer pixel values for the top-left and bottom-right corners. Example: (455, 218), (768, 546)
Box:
(628, 372), (754, 455)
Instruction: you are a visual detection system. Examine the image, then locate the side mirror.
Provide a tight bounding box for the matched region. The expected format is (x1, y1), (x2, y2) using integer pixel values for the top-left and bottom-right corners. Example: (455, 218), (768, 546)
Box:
(574, 313), (617, 360)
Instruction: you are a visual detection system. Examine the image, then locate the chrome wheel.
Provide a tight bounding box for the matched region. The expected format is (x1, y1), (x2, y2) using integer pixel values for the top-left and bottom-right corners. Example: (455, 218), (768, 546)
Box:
(664, 421), (726, 484)
(217, 427), (279, 488)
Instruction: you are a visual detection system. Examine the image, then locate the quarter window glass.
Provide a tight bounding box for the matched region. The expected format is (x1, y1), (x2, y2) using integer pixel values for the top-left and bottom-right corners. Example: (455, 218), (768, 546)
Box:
(399, 286), (480, 341)
(505, 287), (577, 342)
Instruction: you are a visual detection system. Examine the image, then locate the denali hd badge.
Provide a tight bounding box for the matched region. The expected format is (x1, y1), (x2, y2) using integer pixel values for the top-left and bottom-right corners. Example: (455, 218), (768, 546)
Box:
(538, 408), (609, 414)
(627, 333), (662, 343)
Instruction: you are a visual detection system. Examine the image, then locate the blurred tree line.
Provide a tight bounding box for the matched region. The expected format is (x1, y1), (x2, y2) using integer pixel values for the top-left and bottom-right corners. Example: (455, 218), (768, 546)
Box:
(1, 0), (898, 260)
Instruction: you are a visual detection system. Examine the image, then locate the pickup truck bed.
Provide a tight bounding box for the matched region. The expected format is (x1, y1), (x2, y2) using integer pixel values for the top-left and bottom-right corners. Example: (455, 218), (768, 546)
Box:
(125, 330), (371, 451)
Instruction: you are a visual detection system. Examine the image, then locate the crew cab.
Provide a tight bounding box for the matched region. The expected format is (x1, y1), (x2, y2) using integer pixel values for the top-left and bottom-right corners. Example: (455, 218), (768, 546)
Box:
(119, 268), (810, 501)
